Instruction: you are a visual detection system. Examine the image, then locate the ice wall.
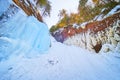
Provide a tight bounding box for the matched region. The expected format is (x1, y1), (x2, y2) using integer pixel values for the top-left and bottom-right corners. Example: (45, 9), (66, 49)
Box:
(0, 2), (50, 60)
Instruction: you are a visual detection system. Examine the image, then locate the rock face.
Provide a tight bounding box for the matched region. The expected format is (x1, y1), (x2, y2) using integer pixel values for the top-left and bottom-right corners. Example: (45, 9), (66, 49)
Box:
(52, 12), (120, 53)
(52, 25), (76, 43)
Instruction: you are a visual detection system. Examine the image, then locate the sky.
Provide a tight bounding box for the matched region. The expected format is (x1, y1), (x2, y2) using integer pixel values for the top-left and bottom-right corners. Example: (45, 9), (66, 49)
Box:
(44, 0), (79, 29)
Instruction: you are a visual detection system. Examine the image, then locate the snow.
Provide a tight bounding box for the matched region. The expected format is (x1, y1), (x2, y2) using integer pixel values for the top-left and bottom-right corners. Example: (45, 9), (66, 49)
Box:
(79, 22), (89, 29)
(0, 37), (120, 80)
(86, 0), (95, 8)
(93, 4), (120, 21)
(93, 14), (104, 21)
(0, 1), (120, 80)
(104, 5), (120, 18)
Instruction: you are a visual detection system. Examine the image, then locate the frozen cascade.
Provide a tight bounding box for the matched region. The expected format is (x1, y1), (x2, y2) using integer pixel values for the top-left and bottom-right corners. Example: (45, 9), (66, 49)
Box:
(0, 9), (50, 59)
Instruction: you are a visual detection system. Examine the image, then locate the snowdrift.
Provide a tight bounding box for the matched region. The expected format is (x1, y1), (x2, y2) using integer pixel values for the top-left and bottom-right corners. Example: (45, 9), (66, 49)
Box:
(0, 36), (120, 80)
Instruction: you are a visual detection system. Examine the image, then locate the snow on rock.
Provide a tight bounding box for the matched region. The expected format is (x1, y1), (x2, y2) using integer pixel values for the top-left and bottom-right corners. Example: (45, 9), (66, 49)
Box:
(64, 20), (120, 53)
(52, 4), (120, 53)
(104, 5), (120, 18)
(93, 14), (104, 21)
(93, 4), (120, 21)
(63, 12), (120, 53)
(0, 3), (50, 60)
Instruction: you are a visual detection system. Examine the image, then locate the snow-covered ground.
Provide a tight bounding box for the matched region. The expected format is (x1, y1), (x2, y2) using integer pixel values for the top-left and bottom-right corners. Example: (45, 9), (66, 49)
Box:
(0, 37), (120, 80)
(0, 1), (120, 80)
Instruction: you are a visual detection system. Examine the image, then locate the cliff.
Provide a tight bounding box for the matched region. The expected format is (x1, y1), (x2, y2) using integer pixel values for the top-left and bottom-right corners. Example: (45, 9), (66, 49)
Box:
(52, 11), (120, 53)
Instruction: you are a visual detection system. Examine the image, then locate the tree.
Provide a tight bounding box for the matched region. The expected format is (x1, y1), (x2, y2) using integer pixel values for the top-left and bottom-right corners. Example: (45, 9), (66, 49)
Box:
(36, 0), (51, 16)
(12, 0), (51, 22)
(58, 9), (67, 19)
(78, 0), (88, 11)
(50, 0), (120, 32)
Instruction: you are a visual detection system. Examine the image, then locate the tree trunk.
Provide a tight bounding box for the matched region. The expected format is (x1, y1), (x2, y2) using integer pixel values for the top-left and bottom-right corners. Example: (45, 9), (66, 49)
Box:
(12, 0), (43, 22)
